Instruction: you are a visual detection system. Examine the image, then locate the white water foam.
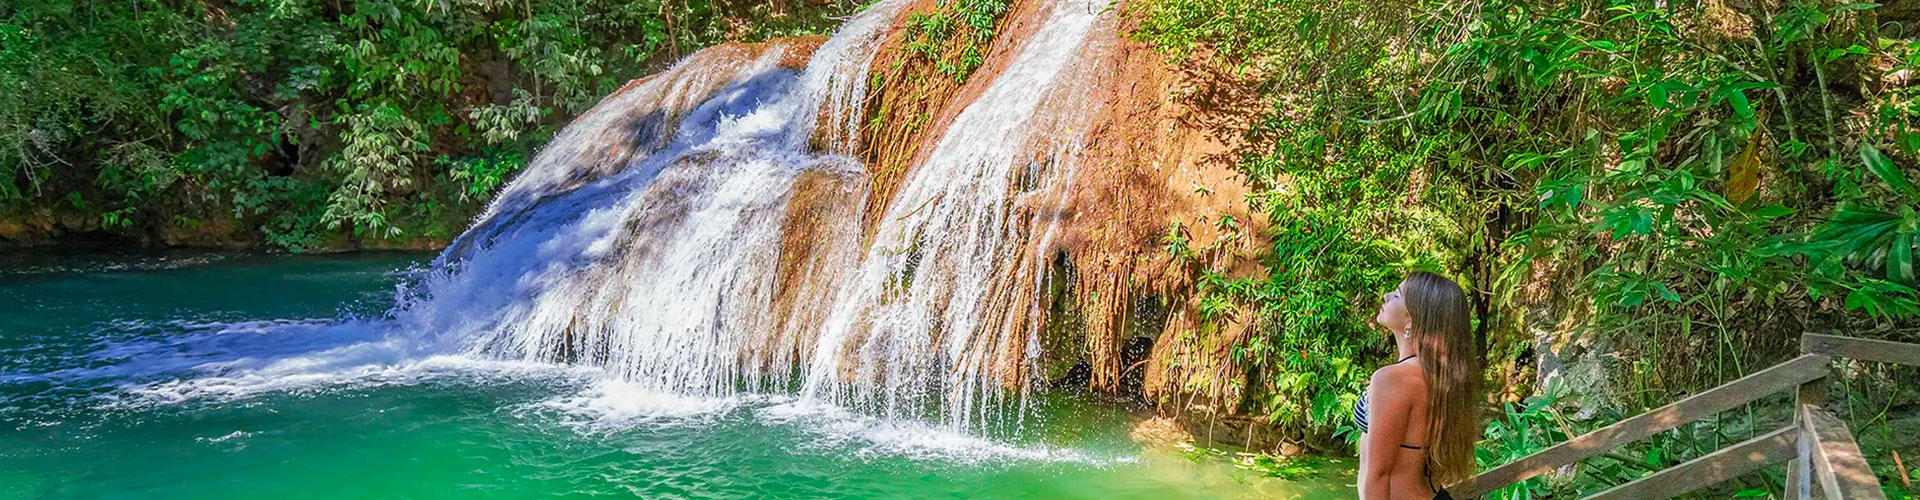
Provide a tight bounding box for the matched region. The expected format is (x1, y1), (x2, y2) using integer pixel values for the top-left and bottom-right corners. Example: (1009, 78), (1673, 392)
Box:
(803, 0), (1112, 431)
(758, 400), (1129, 466)
(108, 353), (574, 408)
(17, 317), (1125, 466)
(198, 430), (252, 443)
(389, 0), (908, 400)
(527, 377), (754, 432)
(29, 319), (389, 386)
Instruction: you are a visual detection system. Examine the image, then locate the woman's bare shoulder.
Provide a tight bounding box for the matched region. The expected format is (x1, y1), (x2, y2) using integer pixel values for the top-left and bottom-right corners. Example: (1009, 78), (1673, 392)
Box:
(1369, 362), (1427, 394)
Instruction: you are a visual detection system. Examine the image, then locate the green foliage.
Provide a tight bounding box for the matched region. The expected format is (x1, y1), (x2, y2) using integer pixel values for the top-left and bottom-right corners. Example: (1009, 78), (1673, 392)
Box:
(901, 0), (1011, 82)
(1783, 143), (1920, 318)
(1202, 127), (1468, 438)
(1132, 0), (1920, 491)
(447, 150), (528, 202)
(0, 0), (856, 250)
(324, 104), (430, 236)
(250, 177), (333, 251)
(1127, 0), (1295, 65)
(1133, 0), (1480, 440)
(1476, 387), (1574, 499)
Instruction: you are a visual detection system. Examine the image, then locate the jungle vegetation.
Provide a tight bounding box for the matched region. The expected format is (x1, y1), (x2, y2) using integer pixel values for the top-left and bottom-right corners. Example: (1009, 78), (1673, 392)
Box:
(0, 0), (856, 249)
(1131, 0), (1919, 496)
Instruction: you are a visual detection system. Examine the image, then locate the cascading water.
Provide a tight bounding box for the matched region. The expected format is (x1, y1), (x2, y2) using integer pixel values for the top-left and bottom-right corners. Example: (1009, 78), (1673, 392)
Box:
(392, 0), (1112, 433)
(395, 0), (905, 398)
(802, 0), (1112, 431)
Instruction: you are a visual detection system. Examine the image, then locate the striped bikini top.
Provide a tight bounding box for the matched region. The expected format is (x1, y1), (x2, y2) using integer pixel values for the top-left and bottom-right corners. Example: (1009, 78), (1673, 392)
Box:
(1354, 354), (1426, 450)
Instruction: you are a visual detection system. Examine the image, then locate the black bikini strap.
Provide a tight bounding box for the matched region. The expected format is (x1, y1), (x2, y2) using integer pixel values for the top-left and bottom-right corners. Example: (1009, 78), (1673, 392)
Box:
(1399, 444), (1425, 450)
(1398, 354), (1417, 362)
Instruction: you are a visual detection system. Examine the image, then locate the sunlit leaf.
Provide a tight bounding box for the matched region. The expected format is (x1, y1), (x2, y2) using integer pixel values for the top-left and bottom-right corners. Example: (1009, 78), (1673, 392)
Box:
(1727, 124), (1764, 204)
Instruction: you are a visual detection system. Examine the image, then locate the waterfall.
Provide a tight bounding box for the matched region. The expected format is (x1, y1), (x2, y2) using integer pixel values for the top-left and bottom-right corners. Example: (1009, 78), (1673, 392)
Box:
(802, 0), (1110, 431)
(392, 0), (1114, 433)
(395, 0), (906, 397)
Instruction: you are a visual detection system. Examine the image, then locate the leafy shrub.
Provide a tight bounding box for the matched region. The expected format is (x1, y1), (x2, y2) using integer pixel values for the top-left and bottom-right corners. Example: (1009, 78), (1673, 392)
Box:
(901, 0), (1012, 82)
(0, 0), (857, 249)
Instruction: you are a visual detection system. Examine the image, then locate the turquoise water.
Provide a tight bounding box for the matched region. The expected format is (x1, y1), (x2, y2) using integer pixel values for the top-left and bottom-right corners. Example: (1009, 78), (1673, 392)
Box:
(0, 252), (1352, 499)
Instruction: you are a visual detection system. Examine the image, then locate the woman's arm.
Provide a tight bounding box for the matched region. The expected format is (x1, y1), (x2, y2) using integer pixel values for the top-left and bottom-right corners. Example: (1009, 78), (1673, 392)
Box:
(1358, 366), (1418, 500)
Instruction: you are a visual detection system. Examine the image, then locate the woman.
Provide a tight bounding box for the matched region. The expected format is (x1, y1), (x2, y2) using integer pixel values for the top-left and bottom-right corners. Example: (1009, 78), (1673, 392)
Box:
(1355, 271), (1482, 500)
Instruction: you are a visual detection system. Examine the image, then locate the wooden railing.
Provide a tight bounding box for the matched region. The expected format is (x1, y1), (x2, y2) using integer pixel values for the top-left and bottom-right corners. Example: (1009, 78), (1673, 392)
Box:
(1452, 333), (1919, 499)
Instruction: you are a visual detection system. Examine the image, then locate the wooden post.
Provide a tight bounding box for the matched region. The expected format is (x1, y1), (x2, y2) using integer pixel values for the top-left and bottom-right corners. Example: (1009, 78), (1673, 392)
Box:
(1797, 378), (1830, 408)
(1786, 459), (1813, 500)
(1793, 334), (1834, 500)
(1802, 406), (1888, 499)
(1793, 418), (1824, 500)
(1793, 386), (1829, 500)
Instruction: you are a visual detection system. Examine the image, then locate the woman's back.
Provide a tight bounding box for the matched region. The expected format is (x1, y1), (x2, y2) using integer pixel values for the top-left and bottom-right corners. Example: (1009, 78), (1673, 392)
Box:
(1362, 359), (1437, 499)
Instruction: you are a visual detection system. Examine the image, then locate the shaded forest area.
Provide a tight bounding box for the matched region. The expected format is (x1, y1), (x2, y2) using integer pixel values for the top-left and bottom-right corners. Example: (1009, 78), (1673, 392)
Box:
(0, 0), (855, 250)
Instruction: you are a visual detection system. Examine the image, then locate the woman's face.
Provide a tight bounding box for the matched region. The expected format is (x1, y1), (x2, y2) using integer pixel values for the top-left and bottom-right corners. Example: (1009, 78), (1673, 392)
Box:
(1376, 279), (1412, 335)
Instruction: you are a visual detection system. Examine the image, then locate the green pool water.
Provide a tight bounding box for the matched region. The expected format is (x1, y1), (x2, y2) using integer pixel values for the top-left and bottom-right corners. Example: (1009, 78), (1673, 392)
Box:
(0, 252), (1353, 499)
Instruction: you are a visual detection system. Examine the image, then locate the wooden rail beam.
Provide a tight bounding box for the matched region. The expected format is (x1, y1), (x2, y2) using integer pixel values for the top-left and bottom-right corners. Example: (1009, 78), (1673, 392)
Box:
(1581, 425), (1798, 500)
(1802, 334), (1920, 367)
(1452, 354), (1833, 499)
(1801, 405), (1887, 500)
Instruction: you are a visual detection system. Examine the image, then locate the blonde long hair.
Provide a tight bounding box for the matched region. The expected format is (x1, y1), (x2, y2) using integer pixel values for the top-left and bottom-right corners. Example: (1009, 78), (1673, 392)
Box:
(1403, 271), (1482, 486)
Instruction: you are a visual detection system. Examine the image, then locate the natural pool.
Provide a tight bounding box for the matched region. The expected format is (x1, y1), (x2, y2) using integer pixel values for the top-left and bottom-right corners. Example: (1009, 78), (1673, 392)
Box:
(0, 252), (1353, 499)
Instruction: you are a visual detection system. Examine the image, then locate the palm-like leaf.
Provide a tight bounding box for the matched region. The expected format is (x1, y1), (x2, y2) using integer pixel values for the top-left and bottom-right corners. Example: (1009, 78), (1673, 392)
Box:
(1802, 204), (1920, 284)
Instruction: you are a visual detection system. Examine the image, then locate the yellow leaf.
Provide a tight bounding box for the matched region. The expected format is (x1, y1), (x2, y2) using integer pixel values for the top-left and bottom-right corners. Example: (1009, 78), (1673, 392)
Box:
(1727, 125), (1764, 205)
